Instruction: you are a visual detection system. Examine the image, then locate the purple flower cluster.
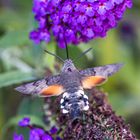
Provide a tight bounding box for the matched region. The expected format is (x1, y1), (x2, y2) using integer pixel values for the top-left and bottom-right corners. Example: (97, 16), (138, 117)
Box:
(13, 117), (61, 140)
(30, 0), (132, 48)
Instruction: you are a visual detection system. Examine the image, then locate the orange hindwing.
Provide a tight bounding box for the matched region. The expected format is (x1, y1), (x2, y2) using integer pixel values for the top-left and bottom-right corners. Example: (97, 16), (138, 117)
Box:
(82, 76), (107, 89)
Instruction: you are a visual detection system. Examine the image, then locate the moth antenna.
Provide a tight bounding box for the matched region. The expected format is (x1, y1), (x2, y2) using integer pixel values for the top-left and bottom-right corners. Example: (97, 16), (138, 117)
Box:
(73, 48), (92, 62)
(66, 44), (69, 60)
(63, 34), (69, 59)
(44, 50), (64, 62)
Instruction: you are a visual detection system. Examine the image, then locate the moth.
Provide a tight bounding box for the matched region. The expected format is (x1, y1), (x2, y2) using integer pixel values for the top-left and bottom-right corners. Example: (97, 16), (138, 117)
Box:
(15, 48), (123, 119)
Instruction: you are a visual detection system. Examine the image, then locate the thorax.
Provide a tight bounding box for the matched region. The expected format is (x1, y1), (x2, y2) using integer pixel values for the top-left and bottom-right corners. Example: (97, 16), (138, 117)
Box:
(60, 71), (82, 91)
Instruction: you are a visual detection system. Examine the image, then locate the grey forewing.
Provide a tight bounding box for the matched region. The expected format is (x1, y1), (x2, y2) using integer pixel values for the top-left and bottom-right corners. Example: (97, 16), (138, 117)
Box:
(80, 63), (123, 77)
(15, 75), (60, 95)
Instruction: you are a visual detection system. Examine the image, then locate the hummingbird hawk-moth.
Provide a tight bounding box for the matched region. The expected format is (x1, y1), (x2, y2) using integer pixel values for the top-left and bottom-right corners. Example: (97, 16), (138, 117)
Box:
(15, 48), (123, 119)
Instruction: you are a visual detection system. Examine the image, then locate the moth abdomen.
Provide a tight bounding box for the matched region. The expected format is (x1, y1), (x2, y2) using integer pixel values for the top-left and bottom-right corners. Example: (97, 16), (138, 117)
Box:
(70, 104), (82, 119)
(60, 88), (89, 119)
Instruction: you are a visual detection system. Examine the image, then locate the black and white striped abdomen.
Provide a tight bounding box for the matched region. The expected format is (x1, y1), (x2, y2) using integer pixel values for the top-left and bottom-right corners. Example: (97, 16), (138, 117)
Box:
(60, 88), (89, 118)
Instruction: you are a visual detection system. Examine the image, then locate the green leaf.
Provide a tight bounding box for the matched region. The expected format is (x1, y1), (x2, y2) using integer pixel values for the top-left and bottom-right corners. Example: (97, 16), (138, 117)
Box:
(0, 71), (36, 88)
(0, 9), (31, 30)
(109, 93), (140, 117)
(0, 30), (31, 48)
(17, 98), (44, 117)
(0, 93), (4, 130)
(42, 42), (57, 72)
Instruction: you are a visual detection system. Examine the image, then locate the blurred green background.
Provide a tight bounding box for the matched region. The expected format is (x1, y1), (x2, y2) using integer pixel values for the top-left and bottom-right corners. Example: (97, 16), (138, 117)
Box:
(0, 0), (140, 139)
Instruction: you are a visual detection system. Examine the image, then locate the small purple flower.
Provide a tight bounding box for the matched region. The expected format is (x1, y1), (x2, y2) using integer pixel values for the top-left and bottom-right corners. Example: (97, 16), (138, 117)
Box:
(85, 6), (95, 17)
(42, 134), (53, 140)
(13, 133), (24, 140)
(30, 0), (132, 48)
(18, 117), (30, 127)
(30, 30), (40, 44)
(29, 128), (44, 140)
(39, 29), (50, 43)
(50, 126), (58, 134)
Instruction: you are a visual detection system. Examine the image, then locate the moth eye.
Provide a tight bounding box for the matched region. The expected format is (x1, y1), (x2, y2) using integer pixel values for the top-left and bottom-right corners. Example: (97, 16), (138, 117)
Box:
(45, 78), (49, 84)
(68, 68), (72, 72)
(93, 70), (96, 74)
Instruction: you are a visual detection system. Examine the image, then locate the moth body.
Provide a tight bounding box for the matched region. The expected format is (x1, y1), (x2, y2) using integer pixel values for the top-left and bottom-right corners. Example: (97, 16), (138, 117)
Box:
(59, 59), (89, 118)
(15, 59), (123, 119)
